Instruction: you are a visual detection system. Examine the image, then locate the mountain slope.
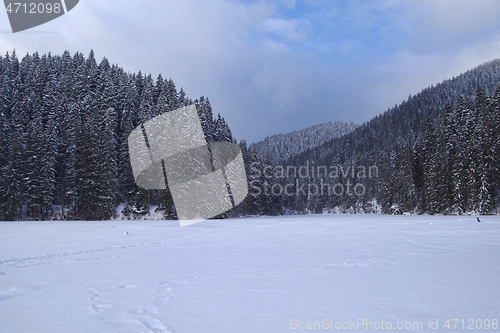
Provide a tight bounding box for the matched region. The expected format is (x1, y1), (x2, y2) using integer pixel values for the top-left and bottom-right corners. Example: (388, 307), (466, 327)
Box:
(234, 59), (500, 216)
(252, 121), (358, 162)
(288, 59), (500, 212)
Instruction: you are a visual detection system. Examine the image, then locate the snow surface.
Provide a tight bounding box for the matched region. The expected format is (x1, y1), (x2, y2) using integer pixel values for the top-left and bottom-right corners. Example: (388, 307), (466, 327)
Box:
(0, 215), (499, 333)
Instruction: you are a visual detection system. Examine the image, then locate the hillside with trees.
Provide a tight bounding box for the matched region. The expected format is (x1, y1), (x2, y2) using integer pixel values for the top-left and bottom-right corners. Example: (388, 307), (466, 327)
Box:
(252, 121), (358, 162)
(0, 50), (233, 220)
(380, 87), (500, 215)
(232, 60), (500, 216)
(2, 50), (500, 220)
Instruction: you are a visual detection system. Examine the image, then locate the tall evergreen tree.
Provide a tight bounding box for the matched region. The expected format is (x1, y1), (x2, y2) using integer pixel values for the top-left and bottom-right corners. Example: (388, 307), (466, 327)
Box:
(422, 118), (439, 213)
(196, 97), (214, 142)
(476, 87), (494, 213)
(75, 108), (102, 220)
(63, 102), (80, 218)
(0, 120), (24, 220)
(25, 109), (44, 219)
(98, 107), (118, 219)
(39, 111), (58, 219)
(450, 97), (467, 213)
(117, 91), (137, 209)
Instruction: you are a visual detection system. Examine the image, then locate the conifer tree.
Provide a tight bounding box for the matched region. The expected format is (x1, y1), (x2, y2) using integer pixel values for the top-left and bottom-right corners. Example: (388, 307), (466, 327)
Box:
(196, 97), (215, 142)
(153, 73), (164, 105)
(98, 107), (118, 219)
(213, 113), (233, 142)
(422, 118), (439, 213)
(477, 87), (494, 213)
(39, 111), (57, 219)
(165, 79), (179, 112)
(25, 109), (44, 219)
(76, 108), (102, 220)
(63, 102), (80, 218)
(117, 92), (137, 209)
(0, 120), (24, 220)
(449, 114), (464, 211)
(492, 85), (500, 192)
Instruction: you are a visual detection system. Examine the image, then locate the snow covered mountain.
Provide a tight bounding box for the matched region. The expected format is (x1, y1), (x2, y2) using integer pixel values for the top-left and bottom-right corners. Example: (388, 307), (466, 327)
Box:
(235, 59), (500, 216)
(251, 121), (358, 162)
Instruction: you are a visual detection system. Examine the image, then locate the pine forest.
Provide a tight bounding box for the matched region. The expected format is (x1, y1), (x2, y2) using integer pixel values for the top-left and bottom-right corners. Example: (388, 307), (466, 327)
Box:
(1, 50), (500, 220)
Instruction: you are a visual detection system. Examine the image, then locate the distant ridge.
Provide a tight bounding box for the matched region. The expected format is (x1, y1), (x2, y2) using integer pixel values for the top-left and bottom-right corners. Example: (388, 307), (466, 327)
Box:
(251, 121), (358, 162)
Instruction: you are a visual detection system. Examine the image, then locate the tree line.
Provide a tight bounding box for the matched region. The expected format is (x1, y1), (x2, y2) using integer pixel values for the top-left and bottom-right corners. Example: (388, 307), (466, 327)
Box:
(0, 50), (233, 220)
(380, 86), (500, 214)
(1, 50), (500, 220)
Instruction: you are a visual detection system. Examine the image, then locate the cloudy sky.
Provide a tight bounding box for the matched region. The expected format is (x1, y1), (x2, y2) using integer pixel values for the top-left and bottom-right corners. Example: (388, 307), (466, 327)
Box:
(1, 0), (500, 142)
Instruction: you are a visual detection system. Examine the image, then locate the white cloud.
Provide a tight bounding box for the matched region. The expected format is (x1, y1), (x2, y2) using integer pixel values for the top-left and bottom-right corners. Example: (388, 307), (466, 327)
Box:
(366, 32), (500, 116)
(260, 17), (311, 42)
(413, 0), (500, 41)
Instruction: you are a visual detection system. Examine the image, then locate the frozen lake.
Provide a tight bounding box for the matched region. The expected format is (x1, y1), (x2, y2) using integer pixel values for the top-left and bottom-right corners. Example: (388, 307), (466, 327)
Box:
(1, 214), (499, 333)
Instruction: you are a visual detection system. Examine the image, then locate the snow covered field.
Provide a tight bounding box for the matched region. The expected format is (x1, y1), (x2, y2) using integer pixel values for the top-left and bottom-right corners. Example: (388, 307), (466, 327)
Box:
(0, 215), (499, 333)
